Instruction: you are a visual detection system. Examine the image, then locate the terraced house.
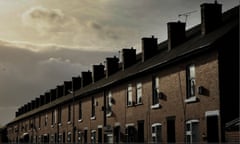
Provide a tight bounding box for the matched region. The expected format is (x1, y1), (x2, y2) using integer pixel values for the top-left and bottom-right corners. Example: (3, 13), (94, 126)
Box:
(6, 2), (239, 143)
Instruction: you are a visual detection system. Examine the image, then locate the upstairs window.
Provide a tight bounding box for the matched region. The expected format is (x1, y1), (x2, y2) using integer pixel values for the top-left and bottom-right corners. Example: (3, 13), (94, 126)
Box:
(68, 104), (71, 122)
(186, 64), (196, 98)
(136, 83), (143, 104)
(152, 76), (160, 106)
(79, 101), (82, 120)
(127, 84), (133, 106)
(106, 91), (112, 116)
(58, 106), (62, 124)
(91, 96), (96, 118)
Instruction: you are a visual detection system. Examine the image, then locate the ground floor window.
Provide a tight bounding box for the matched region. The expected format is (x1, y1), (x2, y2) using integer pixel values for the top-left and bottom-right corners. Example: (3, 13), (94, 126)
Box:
(67, 132), (71, 142)
(152, 123), (162, 143)
(91, 130), (96, 143)
(186, 120), (200, 143)
(78, 131), (82, 143)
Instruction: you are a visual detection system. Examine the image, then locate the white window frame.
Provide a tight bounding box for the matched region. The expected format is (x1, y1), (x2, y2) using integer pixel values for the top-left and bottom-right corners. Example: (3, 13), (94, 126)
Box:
(136, 82), (143, 104)
(152, 77), (160, 108)
(152, 123), (162, 143)
(185, 64), (197, 103)
(127, 84), (133, 106)
(185, 120), (199, 143)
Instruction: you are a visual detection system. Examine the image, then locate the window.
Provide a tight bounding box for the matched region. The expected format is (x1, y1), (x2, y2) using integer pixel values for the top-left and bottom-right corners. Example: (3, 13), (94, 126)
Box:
(152, 76), (160, 107)
(106, 91), (112, 116)
(68, 104), (71, 122)
(127, 84), (133, 106)
(67, 132), (71, 142)
(51, 110), (54, 126)
(186, 120), (200, 143)
(38, 115), (41, 129)
(91, 130), (96, 144)
(58, 106), (62, 124)
(152, 123), (162, 143)
(186, 64), (196, 99)
(79, 101), (82, 120)
(91, 96), (95, 118)
(45, 114), (48, 126)
(136, 82), (143, 104)
(78, 131), (82, 143)
(125, 125), (135, 142)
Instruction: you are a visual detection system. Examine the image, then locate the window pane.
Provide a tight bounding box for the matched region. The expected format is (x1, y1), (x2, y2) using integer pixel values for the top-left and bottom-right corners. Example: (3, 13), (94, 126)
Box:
(192, 122), (200, 142)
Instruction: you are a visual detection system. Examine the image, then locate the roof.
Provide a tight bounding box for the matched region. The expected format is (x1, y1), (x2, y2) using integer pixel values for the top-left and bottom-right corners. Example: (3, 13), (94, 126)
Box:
(8, 5), (239, 125)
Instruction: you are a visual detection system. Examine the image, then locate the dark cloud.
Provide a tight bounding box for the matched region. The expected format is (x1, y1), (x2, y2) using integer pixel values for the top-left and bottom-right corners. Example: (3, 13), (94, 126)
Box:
(0, 41), (115, 124)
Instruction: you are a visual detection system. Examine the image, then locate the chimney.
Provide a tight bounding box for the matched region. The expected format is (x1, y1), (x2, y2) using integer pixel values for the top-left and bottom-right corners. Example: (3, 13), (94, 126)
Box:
(31, 100), (36, 110)
(16, 111), (19, 117)
(82, 71), (93, 87)
(72, 76), (82, 91)
(50, 89), (57, 102)
(40, 95), (45, 106)
(27, 102), (31, 111)
(20, 106), (24, 115)
(167, 21), (186, 51)
(122, 48), (136, 70)
(64, 81), (72, 95)
(93, 64), (105, 82)
(57, 85), (64, 98)
(142, 36), (158, 62)
(201, 1), (222, 35)
(36, 98), (40, 108)
(106, 56), (119, 77)
(45, 92), (51, 104)
(24, 104), (28, 113)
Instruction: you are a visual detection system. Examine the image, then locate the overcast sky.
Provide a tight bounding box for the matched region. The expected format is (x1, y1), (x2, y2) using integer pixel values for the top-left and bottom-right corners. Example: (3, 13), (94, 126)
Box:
(0, 0), (238, 125)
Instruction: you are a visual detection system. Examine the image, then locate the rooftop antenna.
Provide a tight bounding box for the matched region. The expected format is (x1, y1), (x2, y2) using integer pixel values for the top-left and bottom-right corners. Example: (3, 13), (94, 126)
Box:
(178, 10), (197, 24)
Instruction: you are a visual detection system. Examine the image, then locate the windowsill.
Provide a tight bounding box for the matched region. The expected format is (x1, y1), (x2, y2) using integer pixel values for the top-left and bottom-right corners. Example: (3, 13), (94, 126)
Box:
(106, 112), (112, 117)
(78, 119), (83, 123)
(90, 116), (96, 120)
(151, 103), (160, 109)
(67, 121), (72, 125)
(38, 128), (41, 130)
(184, 96), (197, 103)
(135, 103), (143, 106)
(58, 123), (62, 126)
(51, 125), (54, 128)
(127, 105), (134, 107)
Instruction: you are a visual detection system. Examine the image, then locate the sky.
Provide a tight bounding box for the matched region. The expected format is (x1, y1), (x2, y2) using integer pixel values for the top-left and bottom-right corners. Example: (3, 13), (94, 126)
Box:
(0, 0), (238, 126)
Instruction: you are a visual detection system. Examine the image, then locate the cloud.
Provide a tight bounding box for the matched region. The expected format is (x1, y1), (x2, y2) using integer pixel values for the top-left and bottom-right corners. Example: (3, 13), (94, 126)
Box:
(22, 6), (79, 35)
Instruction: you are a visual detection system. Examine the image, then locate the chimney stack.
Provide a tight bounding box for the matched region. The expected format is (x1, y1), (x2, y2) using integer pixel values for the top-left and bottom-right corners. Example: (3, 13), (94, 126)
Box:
(57, 85), (64, 98)
(201, 1), (222, 35)
(64, 81), (72, 95)
(31, 100), (36, 110)
(82, 71), (93, 87)
(50, 89), (57, 102)
(27, 102), (31, 111)
(122, 48), (136, 70)
(36, 98), (40, 108)
(106, 56), (119, 77)
(45, 92), (51, 104)
(72, 76), (82, 91)
(93, 64), (105, 82)
(167, 22), (186, 51)
(40, 95), (45, 106)
(142, 36), (158, 62)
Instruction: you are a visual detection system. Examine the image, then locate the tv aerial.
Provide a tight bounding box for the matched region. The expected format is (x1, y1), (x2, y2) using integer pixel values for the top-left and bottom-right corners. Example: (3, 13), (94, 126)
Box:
(178, 10), (197, 23)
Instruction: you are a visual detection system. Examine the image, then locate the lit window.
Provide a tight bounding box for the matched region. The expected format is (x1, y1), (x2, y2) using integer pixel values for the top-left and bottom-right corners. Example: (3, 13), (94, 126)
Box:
(127, 84), (133, 106)
(152, 123), (162, 143)
(136, 83), (143, 104)
(186, 120), (200, 143)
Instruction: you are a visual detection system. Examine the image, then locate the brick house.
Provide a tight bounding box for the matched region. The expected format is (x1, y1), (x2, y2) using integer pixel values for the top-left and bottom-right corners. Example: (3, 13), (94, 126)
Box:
(5, 2), (239, 143)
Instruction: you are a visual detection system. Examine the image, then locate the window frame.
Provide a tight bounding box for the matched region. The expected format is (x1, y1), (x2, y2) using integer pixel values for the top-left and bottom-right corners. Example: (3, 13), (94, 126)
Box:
(152, 123), (162, 143)
(152, 76), (160, 108)
(106, 91), (112, 117)
(127, 84), (133, 106)
(185, 64), (197, 103)
(136, 82), (143, 104)
(185, 119), (200, 144)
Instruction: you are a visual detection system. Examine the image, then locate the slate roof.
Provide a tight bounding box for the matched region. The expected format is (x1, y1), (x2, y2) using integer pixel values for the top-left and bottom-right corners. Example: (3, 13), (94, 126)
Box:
(8, 5), (239, 125)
